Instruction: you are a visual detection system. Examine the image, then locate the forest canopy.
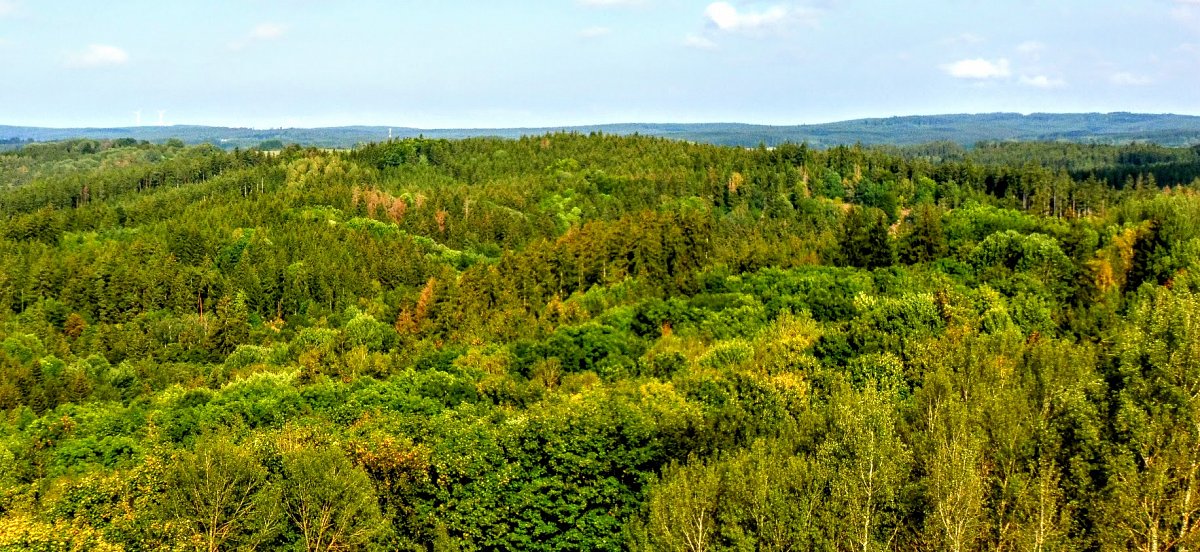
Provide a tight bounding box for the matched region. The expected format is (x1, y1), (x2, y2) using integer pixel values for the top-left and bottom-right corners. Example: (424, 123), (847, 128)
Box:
(2, 134), (1200, 550)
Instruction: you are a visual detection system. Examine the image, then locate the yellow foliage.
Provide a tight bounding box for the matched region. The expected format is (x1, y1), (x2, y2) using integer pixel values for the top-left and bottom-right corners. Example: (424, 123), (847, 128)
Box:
(285, 155), (372, 188)
(1088, 258), (1116, 293)
(453, 345), (512, 377)
(727, 172), (744, 194)
(530, 358), (563, 391)
(1086, 225), (1144, 294)
(770, 371), (808, 397)
(1112, 226), (1141, 276)
(752, 313), (822, 374)
(635, 380), (704, 421)
(346, 434), (432, 496)
(637, 379), (677, 399)
(539, 295), (589, 331)
(0, 513), (125, 552)
(560, 372), (601, 395)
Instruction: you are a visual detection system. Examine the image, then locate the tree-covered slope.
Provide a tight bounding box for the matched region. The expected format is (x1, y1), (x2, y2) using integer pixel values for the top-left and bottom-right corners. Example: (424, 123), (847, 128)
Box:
(5, 111), (1200, 150)
(2, 135), (1200, 549)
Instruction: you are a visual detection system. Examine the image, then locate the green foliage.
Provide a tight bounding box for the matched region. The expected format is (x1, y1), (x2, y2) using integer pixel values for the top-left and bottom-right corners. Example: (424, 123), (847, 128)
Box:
(343, 309), (394, 352)
(969, 230), (1073, 300)
(943, 202), (1042, 246)
(854, 178), (900, 222)
(1, 133), (1200, 550)
(160, 435), (283, 550)
(839, 206), (895, 269)
(1103, 286), (1200, 549)
(280, 446), (386, 550)
(898, 203), (948, 263)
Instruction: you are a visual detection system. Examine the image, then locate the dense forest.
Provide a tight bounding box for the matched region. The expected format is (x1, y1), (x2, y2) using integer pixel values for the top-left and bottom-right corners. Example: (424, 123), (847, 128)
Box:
(2, 133), (1200, 550)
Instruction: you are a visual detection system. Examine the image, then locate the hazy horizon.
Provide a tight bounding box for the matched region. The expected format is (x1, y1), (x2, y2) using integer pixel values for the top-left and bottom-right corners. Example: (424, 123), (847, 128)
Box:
(6, 110), (1200, 133)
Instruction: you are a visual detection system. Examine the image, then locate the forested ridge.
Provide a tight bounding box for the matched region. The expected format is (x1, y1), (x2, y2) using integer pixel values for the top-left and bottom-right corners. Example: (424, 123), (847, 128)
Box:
(6, 112), (1200, 149)
(2, 134), (1200, 550)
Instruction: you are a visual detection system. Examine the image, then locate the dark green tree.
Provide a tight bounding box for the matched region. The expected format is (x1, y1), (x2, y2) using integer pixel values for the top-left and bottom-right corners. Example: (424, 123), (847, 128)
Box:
(898, 203), (948, 264)
(839, 206), (895, 269)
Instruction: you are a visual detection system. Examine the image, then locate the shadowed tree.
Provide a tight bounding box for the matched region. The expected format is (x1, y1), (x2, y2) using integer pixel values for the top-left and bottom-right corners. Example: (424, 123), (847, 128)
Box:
(840, 206), (895, 270)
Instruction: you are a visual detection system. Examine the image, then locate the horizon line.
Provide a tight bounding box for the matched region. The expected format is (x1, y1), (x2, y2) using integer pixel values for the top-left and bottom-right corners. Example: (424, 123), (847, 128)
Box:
(5, 111), (1200, 133)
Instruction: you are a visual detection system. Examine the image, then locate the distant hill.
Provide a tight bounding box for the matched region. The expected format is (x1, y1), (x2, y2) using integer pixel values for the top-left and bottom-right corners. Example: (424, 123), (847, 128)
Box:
(4, 112), (1200, 149)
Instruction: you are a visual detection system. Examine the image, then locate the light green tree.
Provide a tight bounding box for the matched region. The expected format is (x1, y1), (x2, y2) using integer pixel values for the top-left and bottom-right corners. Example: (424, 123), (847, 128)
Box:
(161, 436), (283, 552)
(281, 447), (385, 552)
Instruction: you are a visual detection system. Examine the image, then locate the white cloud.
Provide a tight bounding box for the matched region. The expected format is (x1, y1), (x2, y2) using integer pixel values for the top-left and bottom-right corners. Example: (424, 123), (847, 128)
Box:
(250, 23), (287, 40)
(704, 2), (810, 32)
(0, 0), (16, 17)
(683, 34), (719, 50)
(230, 22), (288, 50)
(941, 58), (1011, 79)
(1019, 74), (1065, 88)
(577, 0), (644, 6)
(1110, 72), (1152, 86)
(66, 44), (129, 68)
(578, 26), (612, 38)
(1173, 3), (1200, 26)
(942, 33), (984, 46)
(1017, 40), (1044, 55)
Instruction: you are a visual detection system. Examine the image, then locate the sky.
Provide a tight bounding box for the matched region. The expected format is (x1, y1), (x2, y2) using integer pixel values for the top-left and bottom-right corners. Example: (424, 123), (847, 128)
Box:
(1, 0), (1198, 129)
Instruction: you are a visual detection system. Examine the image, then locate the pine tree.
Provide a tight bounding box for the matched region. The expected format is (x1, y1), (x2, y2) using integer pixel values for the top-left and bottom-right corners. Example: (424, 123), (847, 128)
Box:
(840, 206), (895, 269)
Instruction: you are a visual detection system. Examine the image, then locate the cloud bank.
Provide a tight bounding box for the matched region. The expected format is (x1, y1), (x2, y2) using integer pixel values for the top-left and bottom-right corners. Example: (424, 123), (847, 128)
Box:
(578, 26), (612, 38)
(230, 23), (288, 50)
(683, 34), (718, 50)
(941, 58), (1011, 79)
(67, 44), (129, 68)
(1019, 74), (1065, 88)
(577, 0), (645, 7)
(1110, 72), (1152, 86)
(704, 2), (812, 32)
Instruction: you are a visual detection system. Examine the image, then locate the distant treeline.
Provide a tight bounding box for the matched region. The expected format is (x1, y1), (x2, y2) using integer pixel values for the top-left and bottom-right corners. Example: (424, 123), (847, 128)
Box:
(5, 112), (1200, 149)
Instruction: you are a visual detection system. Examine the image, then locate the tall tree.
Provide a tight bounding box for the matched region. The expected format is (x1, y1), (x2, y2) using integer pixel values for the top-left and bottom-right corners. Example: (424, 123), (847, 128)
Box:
(839, 206), (895, 269)
(160, 436), (282, 552)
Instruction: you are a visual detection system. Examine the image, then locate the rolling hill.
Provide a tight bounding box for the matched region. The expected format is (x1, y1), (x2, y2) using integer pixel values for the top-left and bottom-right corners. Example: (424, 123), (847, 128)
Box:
(3, 112), (1200, 149)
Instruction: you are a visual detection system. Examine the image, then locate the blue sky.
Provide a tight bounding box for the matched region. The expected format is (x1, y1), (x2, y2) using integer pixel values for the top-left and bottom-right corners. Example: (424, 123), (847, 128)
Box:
(1, 0), (1198, 128)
